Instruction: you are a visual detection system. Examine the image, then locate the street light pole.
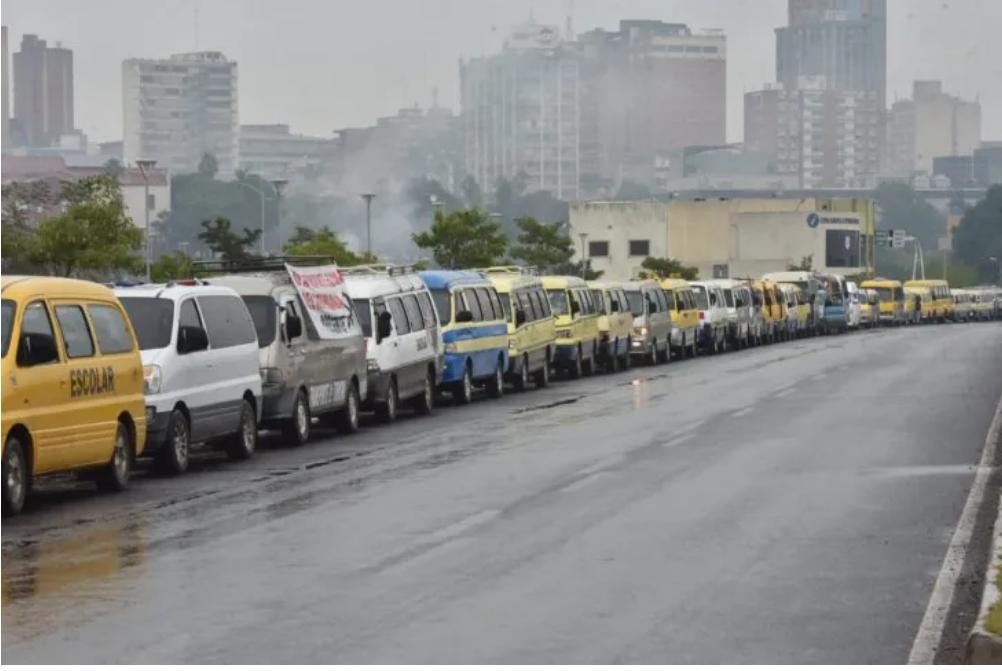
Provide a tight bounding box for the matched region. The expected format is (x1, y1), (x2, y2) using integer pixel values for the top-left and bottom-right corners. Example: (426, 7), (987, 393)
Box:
(578, 232), (588, 279)
(989, 257), (1001, 286)
(361, 193), (376, 257)
(270, 179), (287, 255)
(136, 159), (157, 281)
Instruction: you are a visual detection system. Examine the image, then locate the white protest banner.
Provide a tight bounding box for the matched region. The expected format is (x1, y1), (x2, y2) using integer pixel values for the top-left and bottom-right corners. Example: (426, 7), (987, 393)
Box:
(284, 263), (354, 339)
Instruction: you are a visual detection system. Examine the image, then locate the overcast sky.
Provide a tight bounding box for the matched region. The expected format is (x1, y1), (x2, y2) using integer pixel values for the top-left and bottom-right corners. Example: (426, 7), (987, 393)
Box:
(3, 0), (1001, 144)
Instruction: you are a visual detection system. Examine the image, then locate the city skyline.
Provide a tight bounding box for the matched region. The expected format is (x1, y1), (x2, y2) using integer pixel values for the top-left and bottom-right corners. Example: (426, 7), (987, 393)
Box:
(3, 0), (1001, 145)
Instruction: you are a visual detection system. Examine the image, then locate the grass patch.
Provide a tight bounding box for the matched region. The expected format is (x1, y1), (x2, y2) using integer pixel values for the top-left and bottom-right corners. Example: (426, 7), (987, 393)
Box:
(987, 560), (1002, 636)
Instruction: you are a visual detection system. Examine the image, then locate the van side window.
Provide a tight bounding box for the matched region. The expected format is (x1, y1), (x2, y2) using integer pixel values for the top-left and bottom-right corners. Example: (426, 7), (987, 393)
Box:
(656, 289), (669, 312)
(18, 301), (59, 366)
(55, 305), (95, 358)
(387, 297), (410, 335)
(401, 294), (424, 331)
(529, 291), (544, 321)
(463, 289), (483, 321)
(283, 298), (304, 341)
(488, 288), (504, 320)
(475, 288), (495, 320)
(662, 289), (676, 311)
(87, 304), (133, 354)
(179, 298), (202, 329)
(417, 292), (437, 328)
(591, 290), (606, 314)
(197, 295), (257, 348)
(454, 290), (467, 316)
(535, 289), (551, 317)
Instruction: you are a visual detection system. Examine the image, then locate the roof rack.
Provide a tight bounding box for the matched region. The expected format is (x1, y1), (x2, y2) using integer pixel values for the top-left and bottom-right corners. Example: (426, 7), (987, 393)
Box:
(339, 263), (423, 277)
(191, 255), (341, 274)
(475, 265), (538, 276)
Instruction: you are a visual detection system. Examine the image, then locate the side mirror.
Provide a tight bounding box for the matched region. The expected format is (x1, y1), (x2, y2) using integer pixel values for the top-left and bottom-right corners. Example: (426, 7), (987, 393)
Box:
(177, 325), (209, 354)
(456, 310), (474, 323)
(515, 308), (526, 327)
(376, 311), (393, 341)
(570, 301), (580, 316)
(17, 332), (59, 366)
(285, 313), (303, 340)
(647, 299), (658, 314)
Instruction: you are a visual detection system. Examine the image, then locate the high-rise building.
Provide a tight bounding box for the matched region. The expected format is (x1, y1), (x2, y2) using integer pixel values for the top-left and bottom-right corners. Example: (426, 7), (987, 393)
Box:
(460, 24), (580, 200)
(122, 51), (238, 176)
(577, 20), (726, 195)
(886, 80), (982, 178)
(776, 0), (886, 107)
(238, 124), (335, 181)
(2, 26), (10, 150)
(745, 78), (881, 189)
(12, 33), (74, 148)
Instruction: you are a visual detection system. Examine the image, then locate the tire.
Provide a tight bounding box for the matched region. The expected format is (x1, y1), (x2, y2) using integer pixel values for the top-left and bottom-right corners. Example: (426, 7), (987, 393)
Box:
(582, 346), (595, 377)
(657, 341), (669, 364)
(514, 355), (530, 391)
(225, 399), (257, 460)
(97, 421), (132, 492)
(608, 345), (620, 373)
(647, 341), (658, 366)
(3, 434), (29, 517)
(412, 369), (434, 415)
(454, 363), (474, 404)
(569, 348), (583, 379)
(155, 409), (191, 475)
(534, 355), (551, 388)
(281, 389), (311, 446)
(487, 359), (504, 398)
(376, 377), (399, 423)
(334, 383), (361, 434)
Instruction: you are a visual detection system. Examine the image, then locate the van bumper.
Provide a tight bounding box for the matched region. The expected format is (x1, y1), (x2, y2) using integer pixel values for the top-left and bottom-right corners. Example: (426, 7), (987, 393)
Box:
(554, 343), (581, 363)
(143, 406), (171, 453)
(364, 370), (391, 405)
(261, 383), (297, 422)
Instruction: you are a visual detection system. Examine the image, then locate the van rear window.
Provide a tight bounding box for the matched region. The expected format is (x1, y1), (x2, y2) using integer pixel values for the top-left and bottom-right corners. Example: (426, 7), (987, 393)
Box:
(241, 295), (277, 348)
(352, 299), (372, 337)
(120, 297), (174, 350)
(430, 289), (451, 325)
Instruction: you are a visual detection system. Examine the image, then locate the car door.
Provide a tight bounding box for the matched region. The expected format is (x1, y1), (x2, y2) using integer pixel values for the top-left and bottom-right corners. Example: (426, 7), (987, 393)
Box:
(400, 292), (430, 397)
(175, 296), (221, 442)
(50, 301), (114, 467)
(9, 299), (72, 475)
(85, 300), (144, 456)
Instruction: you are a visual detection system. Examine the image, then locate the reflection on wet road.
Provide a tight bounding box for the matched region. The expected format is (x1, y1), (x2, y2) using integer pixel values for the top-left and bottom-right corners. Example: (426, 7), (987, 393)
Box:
(3, 324), (1002, 663)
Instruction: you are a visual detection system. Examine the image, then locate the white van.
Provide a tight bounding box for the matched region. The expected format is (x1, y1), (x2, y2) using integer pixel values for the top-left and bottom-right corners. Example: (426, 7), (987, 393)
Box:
(208, 262), (367, 446)
(117, 282), (262, 474)
(622, 280), (672, 365)
(689, 281), (729, 354)
(342, 266), (442, 422)
(705, 279), (752, 349)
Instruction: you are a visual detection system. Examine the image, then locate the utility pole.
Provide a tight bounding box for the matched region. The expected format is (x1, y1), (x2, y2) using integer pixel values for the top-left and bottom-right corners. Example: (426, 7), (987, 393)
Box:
(136, 159), (157, 281)
(578, 232), (588, 279)
(361, 193), (376, 257)
(270, 179), (287, 255)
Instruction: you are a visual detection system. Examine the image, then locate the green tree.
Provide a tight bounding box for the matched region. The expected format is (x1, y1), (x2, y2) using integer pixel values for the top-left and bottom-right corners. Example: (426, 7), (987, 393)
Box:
(282, 226), (377, 265)
(953, 185), (1002, 283)
(637, 256), (698, 281)
(787, 254), (814, 271)
(18, 176), (143, 277)
(412, 208), (508, 269)
(508, 217), (574, 271)
(198, 152), (219, 179)
(198, 217), (261, 262)
(150, 251), (196, 282)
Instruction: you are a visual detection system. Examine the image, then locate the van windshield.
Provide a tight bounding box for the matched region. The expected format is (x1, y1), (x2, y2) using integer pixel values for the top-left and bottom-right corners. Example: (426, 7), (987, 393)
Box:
(691, 286), (709, 309)
(625, 290), (644, 317)
(547, 290), (569, 316)
(873, 287), (894, 302)
(241, 295), (277, 348)
(352, 298), (372, 337)
(430, 289), (451, 325)
(119, 297), (174, 350)
(1, 299), (14, 358)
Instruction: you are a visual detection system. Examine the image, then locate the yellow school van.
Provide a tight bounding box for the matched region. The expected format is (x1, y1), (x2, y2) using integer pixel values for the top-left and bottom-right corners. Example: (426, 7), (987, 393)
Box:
(483, 267), (556, 390)
(541, 275), (601, 378)
(861, 278), (905, 325)
(657, 278), (700, 359)
(588, 280), (635, 372)
(2, 277), (147, 516)
(905, 279), (952, 322)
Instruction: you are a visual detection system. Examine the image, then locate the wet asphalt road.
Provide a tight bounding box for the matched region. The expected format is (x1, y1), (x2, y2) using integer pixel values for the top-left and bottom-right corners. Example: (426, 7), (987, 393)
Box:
(3, 323), (1002, 663)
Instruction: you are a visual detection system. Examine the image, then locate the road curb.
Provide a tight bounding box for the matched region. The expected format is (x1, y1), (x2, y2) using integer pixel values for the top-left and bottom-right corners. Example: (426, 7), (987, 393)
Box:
(966, 489), (1002, 664)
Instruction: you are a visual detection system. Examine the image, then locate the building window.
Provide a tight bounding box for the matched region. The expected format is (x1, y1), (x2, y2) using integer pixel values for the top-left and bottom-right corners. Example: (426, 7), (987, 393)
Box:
(588, 241), (609, 258)
(628, 240), (650, 257)
(825, 230), (860, 268)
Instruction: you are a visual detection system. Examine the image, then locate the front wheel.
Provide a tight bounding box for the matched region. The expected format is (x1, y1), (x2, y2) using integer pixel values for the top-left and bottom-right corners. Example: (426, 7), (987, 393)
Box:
(155, 409), (191, 474)
(2, 435), (29, 516)
(282, 389), (312, 446)
(454, 364), (474, 404)
(225, 399), (257, 460)
(334, 383), (361, 434)
(98, 421), (132, 491)
(513, 355), (530, 391)
(376, 377), (399, 423)
(534, 356), (551, 388)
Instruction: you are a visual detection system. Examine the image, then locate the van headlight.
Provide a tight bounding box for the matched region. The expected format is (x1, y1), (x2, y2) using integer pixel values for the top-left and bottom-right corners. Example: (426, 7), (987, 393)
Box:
(633, 326), (648, 337)
(143, 365), (162, 395)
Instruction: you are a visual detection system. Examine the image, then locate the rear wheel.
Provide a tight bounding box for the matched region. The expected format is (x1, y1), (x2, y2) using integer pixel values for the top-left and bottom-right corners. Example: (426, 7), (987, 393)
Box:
(334, 383), (361, 433)
(155, 409), (191, 474)
(98, 421), (132, 491)
(514, 355), (530, 391)
(225, 400), (257, 460)
(569, 348), (583, 379)
(534, 355), (551, 388)
(657, 341), (670, 364)
(2, 435), (29, 517)
(647, 341), (658, 366)
(282, 389), (312, 446)
(412, 369), (434, 415)
(376, 377), (399, 423)
(487, 359), (505, 398)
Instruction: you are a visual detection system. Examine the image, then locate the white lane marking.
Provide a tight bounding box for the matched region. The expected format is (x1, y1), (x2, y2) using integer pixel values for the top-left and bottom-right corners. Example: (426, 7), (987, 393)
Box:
(560, 471), (609, 493)
(731, 407), (753, 418)
(908, 393), (1002, 664)
(664, 432), (695, 448)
